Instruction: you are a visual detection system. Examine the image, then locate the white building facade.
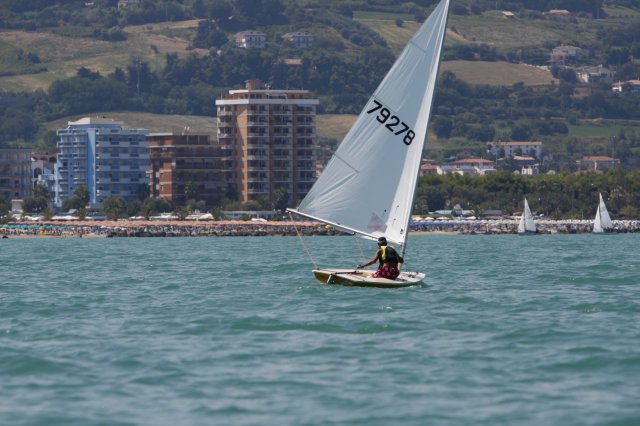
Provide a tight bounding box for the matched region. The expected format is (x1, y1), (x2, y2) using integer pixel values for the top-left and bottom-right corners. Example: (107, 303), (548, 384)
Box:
(55, 117), (149, 208)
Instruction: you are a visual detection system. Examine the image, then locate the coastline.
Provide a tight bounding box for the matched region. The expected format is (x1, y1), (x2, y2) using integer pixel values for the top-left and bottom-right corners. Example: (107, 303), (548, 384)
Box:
(0, 220), (336, 238)
(2, 218), (640, 238)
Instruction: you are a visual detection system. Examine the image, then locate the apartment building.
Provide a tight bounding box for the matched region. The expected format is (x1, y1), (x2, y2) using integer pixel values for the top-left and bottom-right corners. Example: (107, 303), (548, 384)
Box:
(55, 117), (149, 208)
(489, 141), (543, 160)
(234, 31), (267, 49)
(32, 151), (57, 193)
(576, 156), (620, 172)
(0, 148), (32, 202)
(282, 31), (314, 48)
(216, 80), (318, 204)
(148, 133), (226, 207)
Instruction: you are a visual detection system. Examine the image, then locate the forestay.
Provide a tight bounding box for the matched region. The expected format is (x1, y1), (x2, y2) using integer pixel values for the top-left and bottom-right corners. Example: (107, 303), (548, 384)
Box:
(289, 0), (450, 247)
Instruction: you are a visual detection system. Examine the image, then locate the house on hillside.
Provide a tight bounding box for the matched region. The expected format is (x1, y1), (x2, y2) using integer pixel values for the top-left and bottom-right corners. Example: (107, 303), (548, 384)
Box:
(521, 164), (540, 176)
(576, 156), (620, 172)
(612, 80), (640, 94)
(550, 45), (587, 65)
(489, 141), (543, 160)
(117, 0), (141, 9)
(419, 159), (439, 176)
(282, 31), (314, 49)
(235, 31), (267, 49)
(544, 9), (572, 19)
(282, 58), (303, 66)
(576, 65), (614, 84)
(438, 158), (495, 176)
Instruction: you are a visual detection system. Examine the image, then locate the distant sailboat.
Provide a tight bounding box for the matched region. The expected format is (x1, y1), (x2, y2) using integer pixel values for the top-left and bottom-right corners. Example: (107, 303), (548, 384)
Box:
(517, 197), (537, 234)
(287, 0), (451, 287)
(593, 192), (613, 233)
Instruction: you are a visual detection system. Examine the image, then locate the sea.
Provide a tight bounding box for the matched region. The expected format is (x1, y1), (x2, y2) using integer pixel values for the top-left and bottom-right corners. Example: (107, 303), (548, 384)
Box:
(1, 234), (639, 426)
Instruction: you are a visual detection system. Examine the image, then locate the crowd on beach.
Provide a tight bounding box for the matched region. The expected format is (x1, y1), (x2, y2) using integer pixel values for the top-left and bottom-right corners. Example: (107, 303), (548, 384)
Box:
(2, 218), (640, 238)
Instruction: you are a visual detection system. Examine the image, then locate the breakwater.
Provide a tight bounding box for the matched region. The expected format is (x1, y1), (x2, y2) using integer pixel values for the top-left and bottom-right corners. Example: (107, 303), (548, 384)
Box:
(0, 220), (337, 238)
(2, 219), (640, 238)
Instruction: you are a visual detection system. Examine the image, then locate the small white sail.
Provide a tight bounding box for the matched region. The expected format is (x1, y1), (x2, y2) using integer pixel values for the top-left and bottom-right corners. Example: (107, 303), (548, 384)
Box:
(517, 197), (536, 234)
(593, 192), (613, 233)
(288, 0), (450, 247)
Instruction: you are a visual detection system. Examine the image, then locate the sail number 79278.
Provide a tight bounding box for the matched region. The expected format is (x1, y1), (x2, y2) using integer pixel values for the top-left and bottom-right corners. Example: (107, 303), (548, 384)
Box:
(366, 99), (415, 146)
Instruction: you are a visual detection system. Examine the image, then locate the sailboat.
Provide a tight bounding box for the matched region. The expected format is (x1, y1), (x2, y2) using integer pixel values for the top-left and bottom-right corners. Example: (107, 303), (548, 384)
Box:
(593, 192), (613, 233)
(517, 197), (537, 234)
(287, 0), (450, 287)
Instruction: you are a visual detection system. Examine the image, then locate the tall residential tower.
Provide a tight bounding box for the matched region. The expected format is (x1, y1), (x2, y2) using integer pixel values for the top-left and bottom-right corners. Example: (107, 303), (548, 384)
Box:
(216, 80), (318, 204)
(55, 117), (149, 208)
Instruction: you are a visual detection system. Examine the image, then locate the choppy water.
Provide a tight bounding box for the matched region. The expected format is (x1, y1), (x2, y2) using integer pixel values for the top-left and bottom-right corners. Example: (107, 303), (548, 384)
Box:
(1, 234), (639, 425)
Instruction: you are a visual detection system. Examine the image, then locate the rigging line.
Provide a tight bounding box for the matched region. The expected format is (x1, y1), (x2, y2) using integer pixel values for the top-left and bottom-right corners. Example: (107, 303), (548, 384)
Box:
(289, 212), (319, 269)
(354, 235), (366, 261)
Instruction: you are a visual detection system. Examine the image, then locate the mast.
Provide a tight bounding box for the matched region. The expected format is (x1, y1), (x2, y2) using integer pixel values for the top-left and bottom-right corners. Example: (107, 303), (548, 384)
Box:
(400, 0), (451, 261)
(289, 0), (451, 250)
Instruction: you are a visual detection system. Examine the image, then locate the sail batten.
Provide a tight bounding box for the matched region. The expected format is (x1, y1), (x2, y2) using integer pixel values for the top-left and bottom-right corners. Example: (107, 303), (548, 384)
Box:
(292, 0), (450, 246)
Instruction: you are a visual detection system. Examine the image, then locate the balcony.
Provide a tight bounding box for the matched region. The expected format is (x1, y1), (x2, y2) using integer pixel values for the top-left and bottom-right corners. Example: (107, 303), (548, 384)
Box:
(271, 120), (292, 127)
(270, 108), (291, 115)
(298, 177), (317, 183)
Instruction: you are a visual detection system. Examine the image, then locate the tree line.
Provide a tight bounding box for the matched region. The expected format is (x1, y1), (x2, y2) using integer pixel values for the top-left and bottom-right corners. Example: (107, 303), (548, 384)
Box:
(6, 169), (639, 221)
(415, 168), (640, 219)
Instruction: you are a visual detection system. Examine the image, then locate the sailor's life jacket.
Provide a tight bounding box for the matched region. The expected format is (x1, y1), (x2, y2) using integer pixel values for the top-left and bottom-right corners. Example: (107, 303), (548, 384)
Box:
(379, 245), (403, 266)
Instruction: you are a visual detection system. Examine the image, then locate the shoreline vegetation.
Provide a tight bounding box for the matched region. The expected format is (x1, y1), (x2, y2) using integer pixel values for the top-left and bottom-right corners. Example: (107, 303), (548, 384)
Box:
(2, 219), (640, 238)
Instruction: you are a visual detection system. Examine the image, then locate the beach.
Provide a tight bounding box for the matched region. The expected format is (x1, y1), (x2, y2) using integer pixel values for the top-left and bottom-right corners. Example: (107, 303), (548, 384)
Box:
(2, 218), (640, 238)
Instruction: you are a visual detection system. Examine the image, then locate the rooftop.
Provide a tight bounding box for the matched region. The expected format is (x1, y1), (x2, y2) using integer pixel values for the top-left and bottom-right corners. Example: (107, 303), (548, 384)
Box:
(68, 116), (124, 126)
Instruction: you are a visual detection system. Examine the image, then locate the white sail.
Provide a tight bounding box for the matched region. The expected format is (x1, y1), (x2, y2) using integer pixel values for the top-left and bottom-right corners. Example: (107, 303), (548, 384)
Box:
(518, 197), (536, 234)
(289, 0), (450, 246)
(593, 192), (613, 233)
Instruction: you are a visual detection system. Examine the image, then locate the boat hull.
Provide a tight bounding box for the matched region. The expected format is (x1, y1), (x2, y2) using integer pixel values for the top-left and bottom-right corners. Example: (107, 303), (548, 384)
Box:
(312, 269), (425, 288)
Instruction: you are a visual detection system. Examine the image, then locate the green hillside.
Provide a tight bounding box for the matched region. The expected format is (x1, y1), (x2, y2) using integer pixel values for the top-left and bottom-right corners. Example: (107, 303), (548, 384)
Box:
(440, 60), (557, 86)
(0, 6), (615, 92)
(0, 20), (205, 92)
(1, 0), (640, 172)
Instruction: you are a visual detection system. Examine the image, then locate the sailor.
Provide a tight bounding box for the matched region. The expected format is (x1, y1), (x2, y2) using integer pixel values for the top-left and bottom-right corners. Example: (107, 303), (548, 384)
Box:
(357, 236), (404, 280)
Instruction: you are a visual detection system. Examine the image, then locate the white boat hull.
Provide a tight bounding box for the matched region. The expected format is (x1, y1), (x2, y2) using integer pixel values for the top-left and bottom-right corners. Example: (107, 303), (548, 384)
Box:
(312, 269), (425, 288)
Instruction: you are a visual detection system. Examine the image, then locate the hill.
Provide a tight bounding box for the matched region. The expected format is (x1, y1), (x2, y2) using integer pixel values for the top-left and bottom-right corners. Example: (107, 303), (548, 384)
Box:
(2, 1), (640, 171)
(0, 6), (613, 92)
(440, 60), (557, 86)
(46, 112), (357, 143)
(0, 20), (205, 92)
